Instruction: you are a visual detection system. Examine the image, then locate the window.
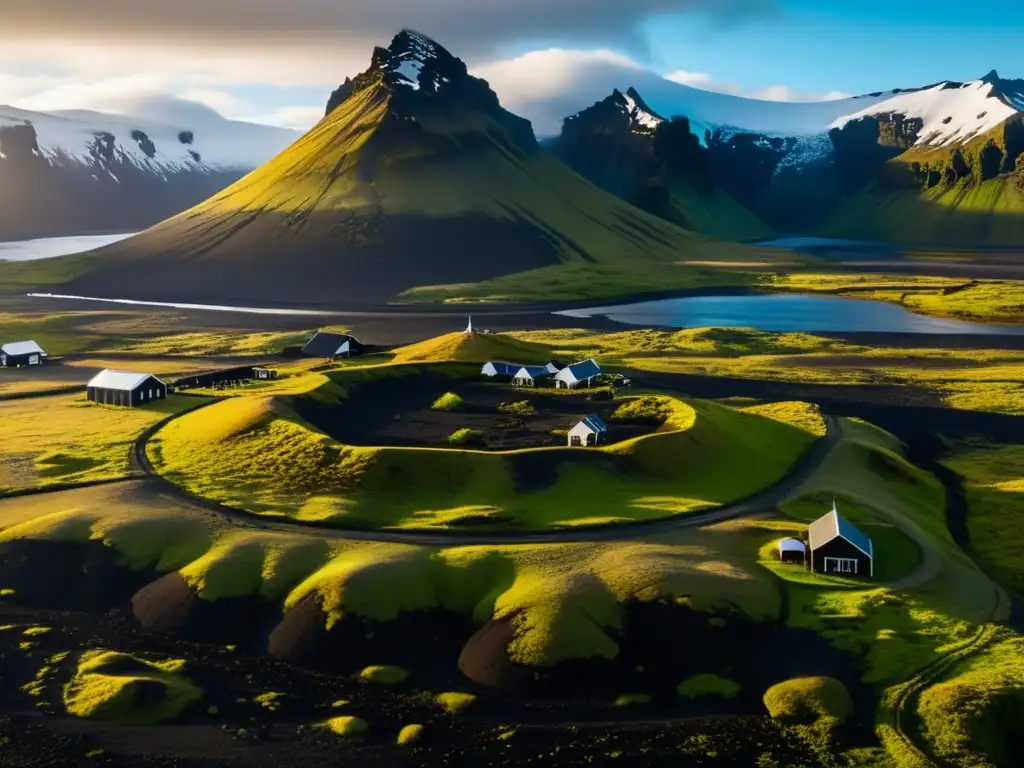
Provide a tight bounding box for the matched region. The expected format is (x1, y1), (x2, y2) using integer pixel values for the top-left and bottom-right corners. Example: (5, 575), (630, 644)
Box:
(824, 557), (858, 575)
(571, 435), (582, 446)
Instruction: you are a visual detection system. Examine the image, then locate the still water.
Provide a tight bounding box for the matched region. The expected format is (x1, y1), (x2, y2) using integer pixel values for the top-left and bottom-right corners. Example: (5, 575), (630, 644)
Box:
(0, 232), (137, 262)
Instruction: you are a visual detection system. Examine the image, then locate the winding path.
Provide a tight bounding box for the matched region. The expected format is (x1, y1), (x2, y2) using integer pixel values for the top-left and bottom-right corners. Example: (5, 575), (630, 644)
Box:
(131, 401), (843, 545)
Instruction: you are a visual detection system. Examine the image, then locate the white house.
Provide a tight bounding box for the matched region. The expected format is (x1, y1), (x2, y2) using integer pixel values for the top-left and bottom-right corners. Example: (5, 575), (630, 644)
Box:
(86, 369), (167, 407)
(567, 414), (608, 447)
(512, 365), (552, 387)
(554, 359), (602, 389)
(1, 340), (47, 367)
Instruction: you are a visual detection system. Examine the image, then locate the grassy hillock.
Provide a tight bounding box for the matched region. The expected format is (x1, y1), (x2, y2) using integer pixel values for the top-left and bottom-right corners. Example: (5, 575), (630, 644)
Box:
(148, 367), (820, 530)
(63, 650), (202, 725)
(392, 332), (552, 364)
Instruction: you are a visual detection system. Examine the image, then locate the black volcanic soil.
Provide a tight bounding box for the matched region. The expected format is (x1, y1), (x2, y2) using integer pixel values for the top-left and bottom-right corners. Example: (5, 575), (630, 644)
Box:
(293, 375), (651, 451)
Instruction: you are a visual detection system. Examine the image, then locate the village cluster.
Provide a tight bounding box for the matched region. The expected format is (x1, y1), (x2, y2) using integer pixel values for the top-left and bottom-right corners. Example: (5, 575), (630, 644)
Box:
(2, 329), (874, 579)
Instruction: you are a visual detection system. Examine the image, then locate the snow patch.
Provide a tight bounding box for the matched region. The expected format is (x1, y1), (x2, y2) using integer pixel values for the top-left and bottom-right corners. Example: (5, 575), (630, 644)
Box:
(831, 80), (1019, 147)
(621, 91), (663, 132)
(394, 59), (424, 90)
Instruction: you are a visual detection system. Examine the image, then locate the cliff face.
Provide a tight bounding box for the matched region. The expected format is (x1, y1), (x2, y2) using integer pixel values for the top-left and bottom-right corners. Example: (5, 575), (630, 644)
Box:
(553, 89), (772, 240)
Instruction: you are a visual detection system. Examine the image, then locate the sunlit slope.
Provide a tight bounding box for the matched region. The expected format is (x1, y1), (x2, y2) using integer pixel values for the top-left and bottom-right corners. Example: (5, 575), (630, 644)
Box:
(66, 76), (750, 306)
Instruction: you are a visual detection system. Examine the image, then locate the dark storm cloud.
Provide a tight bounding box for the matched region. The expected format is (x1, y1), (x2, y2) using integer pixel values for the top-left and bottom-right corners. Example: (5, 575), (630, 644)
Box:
(0, 0), (777, 57)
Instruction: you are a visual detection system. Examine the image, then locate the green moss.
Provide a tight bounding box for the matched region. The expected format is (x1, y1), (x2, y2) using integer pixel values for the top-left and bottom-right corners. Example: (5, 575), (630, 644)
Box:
(63, 651), (202, 725)
(677, 674), (742, 699)
(435, 692), (476, 714)
(0, 588), (16, 596)
(322, 715), (369, 737)
(763, 677), (853, 724)
(22, 626), (51, 637)
(447, 428), (486, 447)
(358, 665), (409, 686)
(497, 400), (536, 416)
(397, 723), (425, 745)
(431, 392), (465, 412)
(253, 691), (286, 711)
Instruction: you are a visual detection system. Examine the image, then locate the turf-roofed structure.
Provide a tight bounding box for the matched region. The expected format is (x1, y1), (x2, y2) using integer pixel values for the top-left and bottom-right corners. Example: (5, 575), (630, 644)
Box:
(808, 502), (874, 577)
(66, 30), (729, 307)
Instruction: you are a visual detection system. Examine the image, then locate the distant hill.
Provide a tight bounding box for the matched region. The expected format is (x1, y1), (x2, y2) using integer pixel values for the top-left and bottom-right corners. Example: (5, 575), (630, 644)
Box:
(59, 30), (754, 307)
(0, 98), (297, 240)
(553, 88), (774, 241)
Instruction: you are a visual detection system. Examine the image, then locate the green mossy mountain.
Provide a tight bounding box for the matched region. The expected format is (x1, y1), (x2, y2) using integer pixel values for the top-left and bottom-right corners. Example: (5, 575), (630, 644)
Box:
(56, 31), (746, 307)
(553, 89), (774, 241)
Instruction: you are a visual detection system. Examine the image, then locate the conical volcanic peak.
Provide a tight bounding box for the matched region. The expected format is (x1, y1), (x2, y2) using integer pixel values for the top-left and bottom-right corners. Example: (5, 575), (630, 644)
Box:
(324, 30), (535, 149)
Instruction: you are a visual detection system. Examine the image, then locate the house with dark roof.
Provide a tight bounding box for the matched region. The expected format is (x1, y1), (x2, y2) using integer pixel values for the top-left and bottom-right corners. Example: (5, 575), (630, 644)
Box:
(302, 331), (363, 359)
(1, 340), (47, 367)
(86, 369), (167, 407)
(512, 365), (553, 387)
(554, 359), (602, 389)
(568, 414), (608, 447)
(808, 502), (874, 577)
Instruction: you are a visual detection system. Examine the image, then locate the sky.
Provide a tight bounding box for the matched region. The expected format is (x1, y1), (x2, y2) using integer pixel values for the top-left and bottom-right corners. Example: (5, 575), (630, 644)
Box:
(0, 0), (1020, 130)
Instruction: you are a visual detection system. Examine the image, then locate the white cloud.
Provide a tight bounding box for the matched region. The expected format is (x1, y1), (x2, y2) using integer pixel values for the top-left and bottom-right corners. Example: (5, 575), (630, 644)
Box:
(474, 48), (643, 99)
(664, 69), (714, 87)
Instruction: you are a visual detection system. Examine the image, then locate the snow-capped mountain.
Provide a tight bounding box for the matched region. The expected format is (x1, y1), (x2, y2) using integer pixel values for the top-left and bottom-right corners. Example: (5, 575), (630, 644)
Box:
(0, 99), (299, 241)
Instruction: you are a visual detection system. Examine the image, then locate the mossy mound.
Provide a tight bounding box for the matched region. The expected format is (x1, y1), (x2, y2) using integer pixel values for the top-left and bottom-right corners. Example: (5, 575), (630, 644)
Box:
(63, 650), (202, 725)
(358, 665), (409, 686)
(322, 715), (369, 737)
(677, 673), (742, 699)
(763, 676), (853, 725)
(152, 363), (820, 531)
(394, 332), (552, 364)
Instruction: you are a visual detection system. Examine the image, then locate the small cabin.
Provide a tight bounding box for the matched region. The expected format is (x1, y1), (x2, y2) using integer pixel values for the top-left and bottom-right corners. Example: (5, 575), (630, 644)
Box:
(1, 340), (47, 367)
(512, 365), (552, 387)
(253, 367), (277, 380)
(568, 414), (608, 447)
(778, 538), (807, 565)
(554, 359), (602, 389)
(302, 331), (363, 359)
(808, 503), (874, 578)
(86, 369), (167, 407)
(480, 361), (520, 378)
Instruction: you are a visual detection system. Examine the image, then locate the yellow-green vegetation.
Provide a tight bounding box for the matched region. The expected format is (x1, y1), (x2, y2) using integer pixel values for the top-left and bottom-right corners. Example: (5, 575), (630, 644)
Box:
(435, 692), (476, 714)
(431, 392), (465, 412)
(944, 443), (1024, 595)
(446, 427), (485, 447)
(393, 331), (552, 364)
(610, 396), (672, 423)
(740, 402), (826, 437)
(0, 588), (15, 596)
(497, 400), (536, 416)
(321, 715), (369, 737)
(677, 673), (742, 699)
(63, 650), (202, 725)
(22, 626), (51, 637)
(21, 651), (70, 699)
(614, 692), (651, 707)
(358, 665), (409, 686)
(253, 691), (286, 711)
(764, 676), (853, 724)
(150, 368), (819, 529)
(514, 326), (1024, 416)
(916, 631), (1024, 767)
(761, 272), (1024, 325)
(0, 393), (211, 494)
(397, 723), (425, 745)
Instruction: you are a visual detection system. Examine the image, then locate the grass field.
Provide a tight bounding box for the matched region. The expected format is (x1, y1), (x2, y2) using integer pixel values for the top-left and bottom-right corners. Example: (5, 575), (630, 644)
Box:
(148, 365), (819, 530)
(943, 443), (1024, 596)
(0, 394), (210, 494)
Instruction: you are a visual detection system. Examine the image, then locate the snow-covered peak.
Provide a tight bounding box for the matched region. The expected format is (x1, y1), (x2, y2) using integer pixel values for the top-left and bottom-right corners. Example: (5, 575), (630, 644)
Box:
(386, 30), (443, 91)
(0, 104), (297, 173)
(620, 88), (664, 133)
(831, 79), (1020, 147)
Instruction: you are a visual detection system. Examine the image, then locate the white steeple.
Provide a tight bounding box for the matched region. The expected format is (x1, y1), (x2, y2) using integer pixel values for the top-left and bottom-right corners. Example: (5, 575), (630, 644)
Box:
(464, 316), (474, 335)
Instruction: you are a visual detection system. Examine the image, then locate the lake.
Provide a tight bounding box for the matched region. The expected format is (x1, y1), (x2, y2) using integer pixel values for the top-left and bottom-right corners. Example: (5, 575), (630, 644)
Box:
(0, 232), (138, 262)
(557, 293), (1024, 336)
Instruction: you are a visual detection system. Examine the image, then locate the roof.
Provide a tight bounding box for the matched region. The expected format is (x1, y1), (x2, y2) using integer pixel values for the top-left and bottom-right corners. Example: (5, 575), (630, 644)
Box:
(87, 369), (163, 391)
(302, 331), (360, 357)
(574, 414), (608, 434)
(514, 365), (552, 379)
(482, 361), (520, 376)
(1, 340), (46, 356)
(778, 538), (807, 552)
(558, 359), (601, 381)
(808, 503), (873, 559)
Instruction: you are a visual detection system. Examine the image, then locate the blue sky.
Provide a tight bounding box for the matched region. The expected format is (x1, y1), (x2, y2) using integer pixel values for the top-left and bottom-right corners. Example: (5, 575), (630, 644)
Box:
(643, 0), (1024, 96)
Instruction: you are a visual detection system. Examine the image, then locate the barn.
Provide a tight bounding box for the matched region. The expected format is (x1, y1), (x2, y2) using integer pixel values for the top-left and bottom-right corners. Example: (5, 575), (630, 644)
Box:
(568, 414), (608, 447)
(302, 331), (363, 359)
(86, 369), (167, 407)
(778, 538), (808, 565)
(554, 359), (602, 389)
(512, 365), (553, 387)
(1, 340), (47, 367)
(808, 503), (874, 577)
